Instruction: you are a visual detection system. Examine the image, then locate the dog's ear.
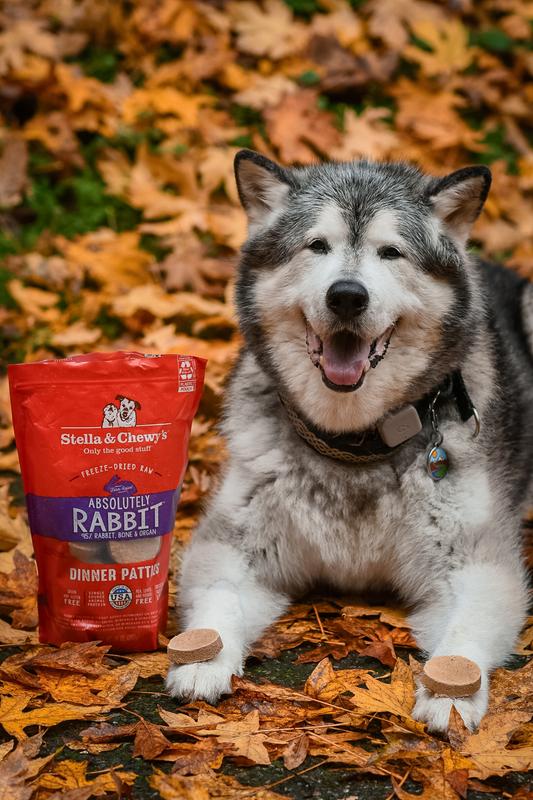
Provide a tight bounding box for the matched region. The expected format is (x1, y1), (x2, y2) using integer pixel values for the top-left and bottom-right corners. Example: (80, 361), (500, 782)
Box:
(134, 400), (141, 410)
(115, 395), (124, 402)
(234, 150), (291, 229)
(427, 166), (491, 245)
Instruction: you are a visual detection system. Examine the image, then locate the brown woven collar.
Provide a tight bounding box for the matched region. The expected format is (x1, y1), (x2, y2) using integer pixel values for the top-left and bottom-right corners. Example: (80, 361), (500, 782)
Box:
(279, 372), (476, 465)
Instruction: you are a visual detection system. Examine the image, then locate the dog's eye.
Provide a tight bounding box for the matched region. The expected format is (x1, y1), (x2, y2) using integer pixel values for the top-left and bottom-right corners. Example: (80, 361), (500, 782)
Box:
(308, 238), (329, 255)
(379, 245), (403, 260)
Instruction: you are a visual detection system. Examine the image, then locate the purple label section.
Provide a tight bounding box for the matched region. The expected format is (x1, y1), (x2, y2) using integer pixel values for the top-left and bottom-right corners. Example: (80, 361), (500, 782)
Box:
(26, 489), (180, 542)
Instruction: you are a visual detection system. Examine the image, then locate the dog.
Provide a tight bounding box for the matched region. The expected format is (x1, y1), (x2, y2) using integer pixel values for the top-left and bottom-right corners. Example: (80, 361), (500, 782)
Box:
(115, 395), (141, 427)
(167, 151), (533, 733)
(101, 403), (118, 428)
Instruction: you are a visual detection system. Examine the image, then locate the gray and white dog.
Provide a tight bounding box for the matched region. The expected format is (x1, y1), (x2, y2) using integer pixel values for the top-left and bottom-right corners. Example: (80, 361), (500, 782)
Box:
(167, 151), (533, 732)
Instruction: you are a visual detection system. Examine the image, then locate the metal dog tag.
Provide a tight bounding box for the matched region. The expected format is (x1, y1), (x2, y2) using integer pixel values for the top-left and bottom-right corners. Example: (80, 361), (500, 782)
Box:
(377, 405), (422, 448)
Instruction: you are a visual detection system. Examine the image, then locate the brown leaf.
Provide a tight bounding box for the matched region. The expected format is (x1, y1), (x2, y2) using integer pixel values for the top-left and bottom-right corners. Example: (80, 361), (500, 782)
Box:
(122, 651), (169, 679)
(151, 769), (287, 800)
(0, 137), (27, 208)
(228, 0), (308, 60)
(489, 660), (533, 711)
(133, 719), (172, 759)
(0, 734), (53, 800)
(37, 759), (136, 796)
(198, 710), (271, 766)
(0, 487), (30, 553)
(349, 658), (415, 719)
(447, 705), (470, 750)
(35, 661), (140, 706)
(0, 550), (38, 629)
(79, 722), (138, 743)
(23, 641), (110, 676)
(169, 740), (225, 774)
(282, 733), (309, 770)
(403, 19), (473, 77)
(360, 638), (397, 667)
(461, 710), (533, 779)
(0, 619), (38, 647)
(265, 90), (341, 164)
(0, 694), (112, 742)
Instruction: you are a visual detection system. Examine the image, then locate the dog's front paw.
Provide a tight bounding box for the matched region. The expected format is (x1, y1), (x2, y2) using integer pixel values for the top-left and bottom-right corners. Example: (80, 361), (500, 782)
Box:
(166, 649), (243, 704)
(412, 682), (488, 734)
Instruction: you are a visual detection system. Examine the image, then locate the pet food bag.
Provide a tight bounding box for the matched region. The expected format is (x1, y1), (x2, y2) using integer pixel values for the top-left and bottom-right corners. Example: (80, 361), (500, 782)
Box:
(8, 351), (206, 650)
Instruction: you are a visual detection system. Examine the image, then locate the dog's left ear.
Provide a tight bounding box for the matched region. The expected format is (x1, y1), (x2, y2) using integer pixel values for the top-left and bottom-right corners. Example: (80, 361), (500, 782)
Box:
(134, 400), (141, 410)
(234, 149), (292, 229)
(427, 166), (491, 245)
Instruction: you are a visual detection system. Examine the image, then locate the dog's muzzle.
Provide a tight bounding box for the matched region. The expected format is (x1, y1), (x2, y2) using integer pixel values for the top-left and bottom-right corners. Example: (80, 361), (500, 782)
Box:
(306, 321), (395, 393)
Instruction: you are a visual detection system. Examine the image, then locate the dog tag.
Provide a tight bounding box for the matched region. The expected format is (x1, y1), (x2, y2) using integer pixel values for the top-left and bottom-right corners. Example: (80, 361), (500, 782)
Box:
(378, 405), (422, 448)
(426, 445), (448, 481)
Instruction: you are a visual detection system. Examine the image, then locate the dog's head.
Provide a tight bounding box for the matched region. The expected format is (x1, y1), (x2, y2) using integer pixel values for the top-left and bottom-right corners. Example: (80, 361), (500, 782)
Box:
(234, 150), (490, 433)
(115, 395), (141, 421)
(103, 403), (118, 422)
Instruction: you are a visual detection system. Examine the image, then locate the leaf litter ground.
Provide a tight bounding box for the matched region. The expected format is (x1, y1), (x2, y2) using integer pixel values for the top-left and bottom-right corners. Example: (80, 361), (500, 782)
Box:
(0, 0), (532, 797)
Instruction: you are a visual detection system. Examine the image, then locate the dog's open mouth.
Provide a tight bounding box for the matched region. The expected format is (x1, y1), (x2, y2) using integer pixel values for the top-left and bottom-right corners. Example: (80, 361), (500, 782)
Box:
(306, 322), (395, 393)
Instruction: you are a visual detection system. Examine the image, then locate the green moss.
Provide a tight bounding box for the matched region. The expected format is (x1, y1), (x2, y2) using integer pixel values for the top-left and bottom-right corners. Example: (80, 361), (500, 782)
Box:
(469, 28), (514, 53)
(69, 46), (123, 83)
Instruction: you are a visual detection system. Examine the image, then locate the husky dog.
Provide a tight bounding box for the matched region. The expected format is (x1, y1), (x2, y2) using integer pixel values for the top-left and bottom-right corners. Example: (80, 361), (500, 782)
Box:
(167, 151), (533, 732)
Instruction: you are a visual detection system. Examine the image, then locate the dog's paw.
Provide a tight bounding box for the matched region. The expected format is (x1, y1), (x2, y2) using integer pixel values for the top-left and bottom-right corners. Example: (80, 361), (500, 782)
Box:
(166, 650), (243, 704)
(412, 682), (488, 734)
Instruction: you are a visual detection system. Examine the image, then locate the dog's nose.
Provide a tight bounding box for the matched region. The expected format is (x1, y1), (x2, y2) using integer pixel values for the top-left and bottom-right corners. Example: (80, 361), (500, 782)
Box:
(326, 280), (369, 319)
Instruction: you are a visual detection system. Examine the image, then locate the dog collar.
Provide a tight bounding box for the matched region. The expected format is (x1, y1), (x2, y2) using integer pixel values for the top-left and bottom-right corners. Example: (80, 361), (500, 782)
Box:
(279, 371), (479, 466)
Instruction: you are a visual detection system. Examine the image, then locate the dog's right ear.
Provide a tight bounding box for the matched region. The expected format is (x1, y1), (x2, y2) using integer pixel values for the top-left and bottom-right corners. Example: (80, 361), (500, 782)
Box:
(234, 150), (291, 229)
(115, 395), (124, 402)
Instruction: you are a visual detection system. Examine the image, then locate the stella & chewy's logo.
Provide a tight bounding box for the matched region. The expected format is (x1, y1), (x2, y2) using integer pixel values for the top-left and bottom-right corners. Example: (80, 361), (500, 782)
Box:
(109, 584), (133, 610)
(178, 356), (196, 393)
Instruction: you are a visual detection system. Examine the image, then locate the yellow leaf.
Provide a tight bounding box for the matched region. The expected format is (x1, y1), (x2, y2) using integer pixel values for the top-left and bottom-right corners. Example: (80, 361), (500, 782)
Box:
(331, 108), (400, 161)
(349, 658), (415, 718)
(122, 88), (214, 128)
(228, 0), (308, 60)
(7, 281), (59, 323)
(112, 285), (232, 323)
(404, 19), (473, 77)
(0, 695), (112, 741)
(461, 710), (533, 779)
(56, 229), (154, 292)
(50, 321), (101, 348)
(151, 769), (287, 799)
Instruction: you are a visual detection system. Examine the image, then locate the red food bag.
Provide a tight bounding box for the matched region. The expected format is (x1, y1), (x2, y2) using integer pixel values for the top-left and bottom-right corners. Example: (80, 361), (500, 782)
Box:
(8, 351), (205, 651)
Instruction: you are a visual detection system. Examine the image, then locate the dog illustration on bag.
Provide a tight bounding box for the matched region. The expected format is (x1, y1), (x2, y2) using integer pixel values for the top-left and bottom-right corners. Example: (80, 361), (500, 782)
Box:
(102, 403), (119, 428)
(100, 395), (141, 428)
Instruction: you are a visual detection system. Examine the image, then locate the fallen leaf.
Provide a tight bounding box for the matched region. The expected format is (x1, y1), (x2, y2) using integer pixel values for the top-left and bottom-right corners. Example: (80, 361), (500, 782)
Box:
(0, 137), (28, 208)
(228, 0), (308, 60)
(265, 90), (342, 164)
(461, 710), (533, 779)
(151, 769), (287, 800)
(0, 694), (113, 741)
(133, 719), (172, 759)
(282, 733), (309, 770)
(0, 734), (53, 800)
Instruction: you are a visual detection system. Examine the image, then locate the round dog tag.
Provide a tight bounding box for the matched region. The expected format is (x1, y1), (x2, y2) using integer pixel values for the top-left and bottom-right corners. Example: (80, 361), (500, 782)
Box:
(426, 445), (448, 481)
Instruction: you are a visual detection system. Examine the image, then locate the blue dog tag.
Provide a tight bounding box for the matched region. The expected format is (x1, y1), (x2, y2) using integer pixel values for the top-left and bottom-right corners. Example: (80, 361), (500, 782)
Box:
(426, 445), (448, 481)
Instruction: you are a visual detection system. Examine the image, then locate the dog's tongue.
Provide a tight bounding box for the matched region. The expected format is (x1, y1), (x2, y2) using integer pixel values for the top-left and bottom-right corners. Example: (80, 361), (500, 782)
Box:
(321, 332), (370, 386)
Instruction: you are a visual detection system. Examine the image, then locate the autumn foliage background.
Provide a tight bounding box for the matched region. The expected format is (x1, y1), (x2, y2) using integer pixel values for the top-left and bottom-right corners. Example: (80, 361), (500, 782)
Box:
(0, 1), (532, 798)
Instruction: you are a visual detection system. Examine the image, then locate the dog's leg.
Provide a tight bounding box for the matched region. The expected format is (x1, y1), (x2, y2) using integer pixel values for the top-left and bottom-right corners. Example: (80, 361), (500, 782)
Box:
(166, 538), (289, 703)
(410, 561), (527, 733)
